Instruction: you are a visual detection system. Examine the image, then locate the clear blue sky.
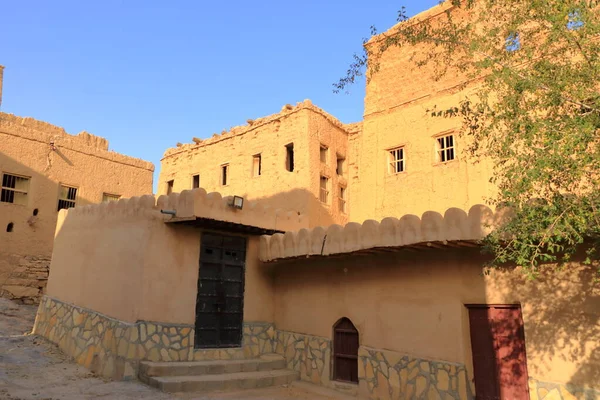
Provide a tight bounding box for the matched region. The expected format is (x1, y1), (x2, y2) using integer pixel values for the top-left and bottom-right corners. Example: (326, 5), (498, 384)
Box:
(1, 0), (439, 193)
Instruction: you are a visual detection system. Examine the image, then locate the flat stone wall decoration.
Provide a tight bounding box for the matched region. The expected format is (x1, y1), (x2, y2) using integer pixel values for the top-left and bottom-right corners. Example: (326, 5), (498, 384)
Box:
(33, 296), (278, 380)
(358, 346), (473, 400)
(274, 330), (331, 386)
(529, 378), (600, 400)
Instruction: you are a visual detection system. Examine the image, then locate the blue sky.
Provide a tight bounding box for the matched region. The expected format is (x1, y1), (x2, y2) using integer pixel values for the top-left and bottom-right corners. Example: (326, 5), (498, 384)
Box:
(1, 0), (439, 193)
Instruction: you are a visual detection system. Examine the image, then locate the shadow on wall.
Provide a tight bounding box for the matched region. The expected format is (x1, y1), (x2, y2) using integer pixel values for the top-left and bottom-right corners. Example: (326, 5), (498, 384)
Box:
(239, 188), (341, 228)
(271, 243), (599, 397)
(0, 151), (96, 302)
(489, 257), (600, 397)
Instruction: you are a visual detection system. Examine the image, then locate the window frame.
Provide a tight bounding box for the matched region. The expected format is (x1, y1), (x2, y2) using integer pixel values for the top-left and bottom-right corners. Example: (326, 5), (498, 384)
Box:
(102, 193), (120, 203)
(166, 180), (174, 195)
(1, 172), (31, 206)
(285, 143), (294, 172)
(221, 164), (230, 186)
(320, 144), (329, 164)
(319, 175), (330, 204)
(191, 174), (200, 189)
(338, 185), (347, 214)
(387, 146), (406, 175)
(434, 133), (457, 164)
(336, 155), (346, 176)
(57, 184), (78, 211)
(252, 154), (262, 177)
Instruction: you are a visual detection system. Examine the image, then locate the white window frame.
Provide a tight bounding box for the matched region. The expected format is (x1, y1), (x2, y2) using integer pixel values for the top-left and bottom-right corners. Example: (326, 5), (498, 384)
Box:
(387, 147), (405, 175)
(58, 184), (78, 211)
(435, 134), (456, 163)
(1, 172), (30, 206)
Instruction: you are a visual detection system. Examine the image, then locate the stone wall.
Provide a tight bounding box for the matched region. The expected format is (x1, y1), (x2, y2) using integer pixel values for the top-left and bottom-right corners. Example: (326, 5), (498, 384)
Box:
(274, 330), (331, 386)
(358, 346), (472, 400)
(33, 296), (277, 380)
(0, 254), (50, 304)
(529, 378), (600, 400)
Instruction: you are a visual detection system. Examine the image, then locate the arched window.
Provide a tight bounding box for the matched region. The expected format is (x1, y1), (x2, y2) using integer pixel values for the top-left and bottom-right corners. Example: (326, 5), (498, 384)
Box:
(333, 317), (359, 383)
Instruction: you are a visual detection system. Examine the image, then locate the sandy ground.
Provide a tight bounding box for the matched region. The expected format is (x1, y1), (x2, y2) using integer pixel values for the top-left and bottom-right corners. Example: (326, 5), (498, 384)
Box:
(0, 298), (347, 400)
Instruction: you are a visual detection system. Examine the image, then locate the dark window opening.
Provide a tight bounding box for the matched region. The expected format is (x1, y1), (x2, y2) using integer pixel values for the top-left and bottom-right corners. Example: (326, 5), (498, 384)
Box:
(320, 145), (328, 164)
(253, 154), (262, 177)
(333, 317), (359, 383)
(285, 143), (294, 172)
(57, 185), (77, 211)
(339, 186), (347, 213)
(6, 222), (14, 232)
(320, 176), (329, 204)
(336, 156), (345, 175)
(33, 208), (39, 216)
(167, 180), (174, 195)
(221, 164), (229, 186)
(1, 173), (30, 205)
(437, 135), (455, 163)
(192, 174), (200, 189)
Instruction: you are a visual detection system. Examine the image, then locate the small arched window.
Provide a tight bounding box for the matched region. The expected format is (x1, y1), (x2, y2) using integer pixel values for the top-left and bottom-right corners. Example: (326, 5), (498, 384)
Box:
(333, 317), (359, 383)
(6, 222), (14, 232)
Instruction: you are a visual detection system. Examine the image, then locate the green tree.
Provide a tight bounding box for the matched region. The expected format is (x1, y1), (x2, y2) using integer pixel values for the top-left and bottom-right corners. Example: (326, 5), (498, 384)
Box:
(336, 0), (600, 276)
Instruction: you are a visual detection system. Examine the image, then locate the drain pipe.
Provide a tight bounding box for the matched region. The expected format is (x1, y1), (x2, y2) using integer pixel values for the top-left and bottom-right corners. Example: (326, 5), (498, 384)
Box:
(160, 210), (177, 216)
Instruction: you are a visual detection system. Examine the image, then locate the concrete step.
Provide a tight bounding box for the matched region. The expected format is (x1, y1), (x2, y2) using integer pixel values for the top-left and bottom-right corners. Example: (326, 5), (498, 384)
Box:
(139, 354), (286, 379)
(147, 369), (300, 393)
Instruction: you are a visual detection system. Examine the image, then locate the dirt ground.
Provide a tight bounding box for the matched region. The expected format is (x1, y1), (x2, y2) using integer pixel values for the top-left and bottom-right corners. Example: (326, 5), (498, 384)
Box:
(0, 298), (347, 400)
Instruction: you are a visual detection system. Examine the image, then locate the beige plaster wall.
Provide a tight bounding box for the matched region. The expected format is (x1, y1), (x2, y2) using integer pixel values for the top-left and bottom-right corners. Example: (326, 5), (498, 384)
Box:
(158, 102), (351, 228)
(0, 112), (153, 302)
(271, 249), (599, 392)
(45, 197), (274, 325)
(347, 4), (495, 223)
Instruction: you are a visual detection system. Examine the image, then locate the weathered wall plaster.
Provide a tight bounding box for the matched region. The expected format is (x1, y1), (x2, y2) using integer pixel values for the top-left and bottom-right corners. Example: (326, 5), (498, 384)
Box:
(33, 296), (278, 380)
(159, 100), (354, 228)
(0, 111), (154, 303)
(270, 247), (600, 398)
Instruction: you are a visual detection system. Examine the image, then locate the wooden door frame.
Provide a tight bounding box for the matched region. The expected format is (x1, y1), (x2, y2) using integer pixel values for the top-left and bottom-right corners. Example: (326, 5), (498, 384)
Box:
(194, 231), (248, 349)
(465, 303), (531, 400)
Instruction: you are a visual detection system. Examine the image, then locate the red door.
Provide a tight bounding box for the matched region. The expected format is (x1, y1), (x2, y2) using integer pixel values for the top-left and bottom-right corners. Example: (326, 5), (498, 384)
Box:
(467, 305), (530, 400)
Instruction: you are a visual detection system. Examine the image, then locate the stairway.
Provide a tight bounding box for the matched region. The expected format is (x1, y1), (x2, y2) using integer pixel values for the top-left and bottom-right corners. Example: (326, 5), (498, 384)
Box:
(139, 354), (299, 393)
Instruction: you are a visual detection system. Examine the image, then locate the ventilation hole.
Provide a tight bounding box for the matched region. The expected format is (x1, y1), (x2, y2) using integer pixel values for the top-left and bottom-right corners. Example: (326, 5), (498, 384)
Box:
(33, 208), (39, 216)
(7, 223), (14, 232)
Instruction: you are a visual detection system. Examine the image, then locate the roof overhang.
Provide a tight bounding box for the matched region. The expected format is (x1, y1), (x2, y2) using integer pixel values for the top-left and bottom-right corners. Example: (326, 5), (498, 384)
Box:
(165, 216), (284, 236)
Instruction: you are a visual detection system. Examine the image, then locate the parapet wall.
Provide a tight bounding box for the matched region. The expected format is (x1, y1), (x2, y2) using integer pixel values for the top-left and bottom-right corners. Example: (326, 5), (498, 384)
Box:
(162, 99), (352, 159)
(260, 204), (506, 262)
(157, 188), (309, 233)
(0, 112), (153, 171)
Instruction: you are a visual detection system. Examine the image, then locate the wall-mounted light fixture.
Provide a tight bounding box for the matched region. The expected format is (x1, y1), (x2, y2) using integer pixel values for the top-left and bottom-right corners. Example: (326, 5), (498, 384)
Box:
(230, 195), (244, 210)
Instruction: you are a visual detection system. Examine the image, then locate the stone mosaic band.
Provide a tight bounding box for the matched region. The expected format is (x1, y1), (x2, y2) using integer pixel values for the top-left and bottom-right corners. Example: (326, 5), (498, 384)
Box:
(33, 296), (596, 399)
(33, 296), (277, 380)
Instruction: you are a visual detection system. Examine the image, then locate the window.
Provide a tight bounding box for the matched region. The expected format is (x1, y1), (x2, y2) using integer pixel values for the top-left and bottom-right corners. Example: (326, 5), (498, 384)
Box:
(339, 186), (347, 213)
(192, 174), (200, 189)
(320, 145), (329, 164)
(319, 176), (329, 204)
(336, 155), (345, 176)
(285, 143), (294, 172)
(166, 180), (174, 195)
(1, 173), (30, 205)
(252, 154), (262, 177)
(333, 318), (359, 383)
(436, 134), (456, 163)
(388, 147), (405, 174)
(57, 185), (77, 211)
(102, 193), (120, 202)
(221, 164), (229, 186)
